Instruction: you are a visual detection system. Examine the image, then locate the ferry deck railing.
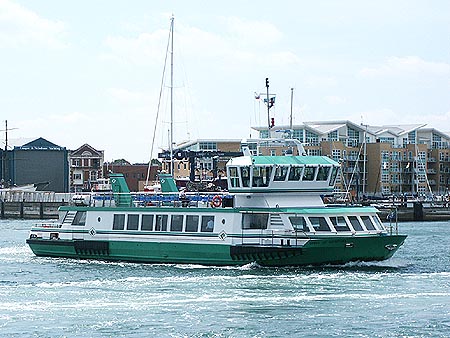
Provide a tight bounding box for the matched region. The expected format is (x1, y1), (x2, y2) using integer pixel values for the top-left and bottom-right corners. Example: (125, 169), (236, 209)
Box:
(239, 228), (309, 247)
(387, 207), (399, 235)
(80, 191), (233, 209)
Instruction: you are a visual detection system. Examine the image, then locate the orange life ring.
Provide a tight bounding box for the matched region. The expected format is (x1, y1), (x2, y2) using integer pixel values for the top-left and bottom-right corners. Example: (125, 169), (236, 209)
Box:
(212, 195), (222, 208)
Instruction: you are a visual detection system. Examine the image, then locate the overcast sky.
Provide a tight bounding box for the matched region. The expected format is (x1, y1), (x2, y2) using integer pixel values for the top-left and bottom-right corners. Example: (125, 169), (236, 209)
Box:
(1, 0), (449, 163)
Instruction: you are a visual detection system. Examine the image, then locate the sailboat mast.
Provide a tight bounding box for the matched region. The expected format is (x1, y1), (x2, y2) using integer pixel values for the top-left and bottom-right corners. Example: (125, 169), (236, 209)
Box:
(5, 120), (8, 152)
(169, 16), (174, 176)
(266, 78), (270, 130)
(2, 120), (6, 183)
(290, 88), (293, 130)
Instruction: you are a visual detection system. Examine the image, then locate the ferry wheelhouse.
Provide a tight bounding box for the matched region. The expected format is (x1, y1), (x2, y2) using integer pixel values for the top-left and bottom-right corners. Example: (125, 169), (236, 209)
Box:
(26, 139), (406, 266)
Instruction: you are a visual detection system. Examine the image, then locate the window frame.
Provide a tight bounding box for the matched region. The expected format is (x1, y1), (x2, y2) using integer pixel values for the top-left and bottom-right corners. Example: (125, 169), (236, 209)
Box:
(185, 215), (200, 232)
(113, 214), (125, 230)
(170, 215), (184, 232)
(72, 211), (87, 226)
(201, 216), (215, 232)
(141, 214), (154, 231)
(127, 214), (139, 230)
(308, 216), (331, 232)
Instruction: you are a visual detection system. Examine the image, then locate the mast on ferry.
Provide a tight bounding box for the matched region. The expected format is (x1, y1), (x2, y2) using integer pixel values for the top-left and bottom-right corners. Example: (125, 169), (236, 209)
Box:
(290, 88), (293, 131)
(169, 16), (174, 176)
(266, 78), (270, 131)
(145, 16), (175, 187)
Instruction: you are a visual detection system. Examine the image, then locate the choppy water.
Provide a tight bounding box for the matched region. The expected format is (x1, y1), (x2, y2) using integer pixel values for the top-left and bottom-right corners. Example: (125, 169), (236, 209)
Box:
(0, 220), (449, 337)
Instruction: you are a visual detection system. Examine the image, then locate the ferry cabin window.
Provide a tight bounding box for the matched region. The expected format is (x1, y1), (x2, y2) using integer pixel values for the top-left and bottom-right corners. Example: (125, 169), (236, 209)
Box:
(274, 166), (288, 181)
(348, 216), (363, 231)
(252, 166), (272, 187)
(72, 211), (87, 226)
(201, 216), (215, 232)
(240, 167), (250, 187)
(229, 167), (239, 188)
(170, 215), (184, 231)
(308, 217), (331, 231)
(372, 215), (385, 230)
(289, 216), (309, 232)
(360, 216), (376, 230)
(186, 215), (199, 232)
(288, 166), (303, 181)
(127, 214), (139, 230)
(155, 215), (168, 231)
(113, 214), (125, 230)
(329, 167), (339, 186)
(302, 166), (316, 181)
(316, 166), (330, 181)
(330, 216), (350, 231)
(141, 215), (154, 231)
(242, 213), (269, 229)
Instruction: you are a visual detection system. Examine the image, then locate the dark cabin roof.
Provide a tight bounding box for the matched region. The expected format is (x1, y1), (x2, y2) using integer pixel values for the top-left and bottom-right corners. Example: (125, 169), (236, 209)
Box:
(15, 137), (65, 151)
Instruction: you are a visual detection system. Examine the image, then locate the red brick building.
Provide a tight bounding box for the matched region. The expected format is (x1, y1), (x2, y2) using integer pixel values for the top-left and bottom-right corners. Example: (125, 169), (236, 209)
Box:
(103, 160), (160, 191)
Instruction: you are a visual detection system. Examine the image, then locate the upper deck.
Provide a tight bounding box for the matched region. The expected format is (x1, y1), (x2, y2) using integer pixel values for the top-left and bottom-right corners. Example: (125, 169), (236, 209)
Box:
(226, 154), (340, 194)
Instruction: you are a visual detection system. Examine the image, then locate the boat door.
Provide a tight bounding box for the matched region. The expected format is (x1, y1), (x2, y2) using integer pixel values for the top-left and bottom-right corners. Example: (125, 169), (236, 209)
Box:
(240, 212), (270, 245)
(70, 211), (87, 240)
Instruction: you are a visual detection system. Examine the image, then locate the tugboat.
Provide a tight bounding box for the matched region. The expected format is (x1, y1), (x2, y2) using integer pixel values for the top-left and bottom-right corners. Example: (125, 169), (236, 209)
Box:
(26, 138), (406, 266)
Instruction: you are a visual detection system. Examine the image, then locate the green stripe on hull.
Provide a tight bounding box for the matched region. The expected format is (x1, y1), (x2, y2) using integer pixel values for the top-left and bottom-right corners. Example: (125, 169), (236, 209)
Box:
(26, 234), (406, 266)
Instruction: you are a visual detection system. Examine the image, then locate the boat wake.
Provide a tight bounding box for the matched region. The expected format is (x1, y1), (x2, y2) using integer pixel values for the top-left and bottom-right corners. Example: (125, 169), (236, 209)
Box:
(238, 262), (263, 270)
(341, 258), (410, 269)
(312, 258), (413, 272)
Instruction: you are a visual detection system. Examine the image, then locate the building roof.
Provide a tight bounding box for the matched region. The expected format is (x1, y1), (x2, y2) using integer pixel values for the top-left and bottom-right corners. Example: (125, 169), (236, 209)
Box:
(70, 143), (104, 157)
(368, 124), (427, 137)
(228, 155), (338, 166)
(417, 128), (450, 140)
(252, 121), (439, 140)
(304, 123), (347, 135)
(15, 137), (65, 151)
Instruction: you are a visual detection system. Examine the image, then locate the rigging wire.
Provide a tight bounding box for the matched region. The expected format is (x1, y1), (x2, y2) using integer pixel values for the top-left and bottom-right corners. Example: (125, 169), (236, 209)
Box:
(145, 19), (172, 186)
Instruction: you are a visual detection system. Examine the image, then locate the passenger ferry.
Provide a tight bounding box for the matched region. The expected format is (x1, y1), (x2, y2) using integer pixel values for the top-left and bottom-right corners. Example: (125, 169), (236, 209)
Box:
(26, 139), (406, 266)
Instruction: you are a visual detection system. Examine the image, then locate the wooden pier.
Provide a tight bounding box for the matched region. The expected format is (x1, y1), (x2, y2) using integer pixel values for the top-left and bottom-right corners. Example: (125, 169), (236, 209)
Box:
(0, 201), (65, 219)
(374, 202), (450, 222)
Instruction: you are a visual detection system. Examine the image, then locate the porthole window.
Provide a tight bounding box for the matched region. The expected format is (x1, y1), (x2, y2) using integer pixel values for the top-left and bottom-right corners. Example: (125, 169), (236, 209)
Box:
(97, 217), (101, 222)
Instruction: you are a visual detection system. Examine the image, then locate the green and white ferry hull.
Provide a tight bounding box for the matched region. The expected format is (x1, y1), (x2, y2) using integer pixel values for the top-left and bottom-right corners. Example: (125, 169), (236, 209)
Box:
(27, 139), (407, 266)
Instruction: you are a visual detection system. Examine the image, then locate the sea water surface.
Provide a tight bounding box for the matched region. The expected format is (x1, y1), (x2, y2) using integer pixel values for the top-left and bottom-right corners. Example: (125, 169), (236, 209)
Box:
(0, 219), (449, 337)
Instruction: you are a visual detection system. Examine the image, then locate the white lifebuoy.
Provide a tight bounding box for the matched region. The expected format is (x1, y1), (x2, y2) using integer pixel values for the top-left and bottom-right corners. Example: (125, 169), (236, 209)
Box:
(212, 195), (222, 208)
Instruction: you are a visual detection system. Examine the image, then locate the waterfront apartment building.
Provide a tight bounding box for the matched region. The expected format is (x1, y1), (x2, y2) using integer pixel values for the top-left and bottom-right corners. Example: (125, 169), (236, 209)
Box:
(254, 121), (450, 197)
(162, 121), (450, 197)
